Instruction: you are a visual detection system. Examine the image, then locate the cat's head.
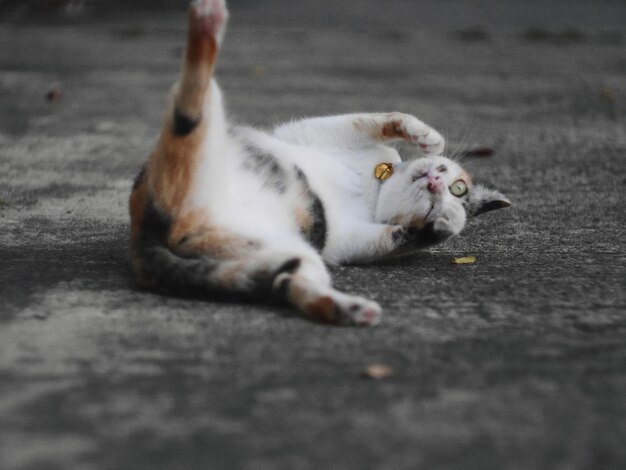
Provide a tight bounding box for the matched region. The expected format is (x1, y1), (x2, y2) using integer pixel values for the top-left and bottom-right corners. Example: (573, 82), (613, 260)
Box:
(375, 156), (510, 242)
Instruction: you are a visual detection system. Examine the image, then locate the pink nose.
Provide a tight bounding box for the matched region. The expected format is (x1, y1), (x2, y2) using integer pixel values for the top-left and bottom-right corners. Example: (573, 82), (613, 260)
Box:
(427, 174), (443, 193)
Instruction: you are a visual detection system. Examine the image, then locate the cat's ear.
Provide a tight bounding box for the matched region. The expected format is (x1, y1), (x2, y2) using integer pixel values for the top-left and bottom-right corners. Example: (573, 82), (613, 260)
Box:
(466, 184), (511, 217)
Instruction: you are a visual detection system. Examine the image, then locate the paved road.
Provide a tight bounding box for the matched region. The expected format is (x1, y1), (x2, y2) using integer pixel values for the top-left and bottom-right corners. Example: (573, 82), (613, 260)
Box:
(1, 1), (625, 469)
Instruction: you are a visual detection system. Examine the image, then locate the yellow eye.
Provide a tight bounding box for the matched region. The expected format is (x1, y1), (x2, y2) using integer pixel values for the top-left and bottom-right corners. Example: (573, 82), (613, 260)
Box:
(450, 179), (468, 197)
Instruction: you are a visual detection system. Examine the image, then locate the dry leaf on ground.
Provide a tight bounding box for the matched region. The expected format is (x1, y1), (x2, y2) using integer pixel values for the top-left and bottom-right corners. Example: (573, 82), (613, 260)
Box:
(451, 256), (477, 264)
(362, 364), (394, 380)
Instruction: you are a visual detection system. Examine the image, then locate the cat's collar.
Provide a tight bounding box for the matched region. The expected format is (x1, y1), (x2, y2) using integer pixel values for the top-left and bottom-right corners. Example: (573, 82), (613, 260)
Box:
(374, 162), (394, 181)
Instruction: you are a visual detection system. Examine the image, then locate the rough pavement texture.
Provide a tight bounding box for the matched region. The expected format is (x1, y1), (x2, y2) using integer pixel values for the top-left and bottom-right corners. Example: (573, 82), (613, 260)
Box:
(1, 1), (625, 469)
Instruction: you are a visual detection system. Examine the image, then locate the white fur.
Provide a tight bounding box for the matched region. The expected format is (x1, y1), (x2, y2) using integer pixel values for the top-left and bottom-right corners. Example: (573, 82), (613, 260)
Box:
(185, 86), (465, 268)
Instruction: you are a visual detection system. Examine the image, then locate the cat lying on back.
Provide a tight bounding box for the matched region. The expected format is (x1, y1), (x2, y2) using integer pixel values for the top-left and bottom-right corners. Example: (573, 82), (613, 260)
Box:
(129, 0), (510, 326)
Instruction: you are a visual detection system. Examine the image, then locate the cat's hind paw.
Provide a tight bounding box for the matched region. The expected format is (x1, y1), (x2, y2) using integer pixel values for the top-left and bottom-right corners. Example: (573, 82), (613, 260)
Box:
(335, 294), (383, 326)
(304, 292), (382, 327)
(190, 0), (228, 43)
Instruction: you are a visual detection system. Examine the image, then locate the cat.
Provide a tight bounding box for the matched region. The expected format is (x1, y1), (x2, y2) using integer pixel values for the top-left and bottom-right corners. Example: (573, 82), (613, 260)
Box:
(129, 0), (510, 326)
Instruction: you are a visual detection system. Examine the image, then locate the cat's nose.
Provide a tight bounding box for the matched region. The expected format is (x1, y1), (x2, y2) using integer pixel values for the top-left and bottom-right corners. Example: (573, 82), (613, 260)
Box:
(427, 174), (443, 193)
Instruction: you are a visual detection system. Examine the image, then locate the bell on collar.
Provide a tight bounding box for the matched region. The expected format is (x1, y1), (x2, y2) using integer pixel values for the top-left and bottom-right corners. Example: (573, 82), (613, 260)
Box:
(374, 163), (393, 181)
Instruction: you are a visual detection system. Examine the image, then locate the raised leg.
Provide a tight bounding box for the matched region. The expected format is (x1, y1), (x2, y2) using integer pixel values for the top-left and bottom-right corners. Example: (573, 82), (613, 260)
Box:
(175, 0), (228, 124)
(273, 112), (445, 155)
(130, 0), (235, 284)
(146, 0), (229, 216)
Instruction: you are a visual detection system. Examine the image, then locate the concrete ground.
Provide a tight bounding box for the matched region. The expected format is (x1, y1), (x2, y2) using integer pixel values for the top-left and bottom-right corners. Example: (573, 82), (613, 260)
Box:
(1, 1), (625, 469)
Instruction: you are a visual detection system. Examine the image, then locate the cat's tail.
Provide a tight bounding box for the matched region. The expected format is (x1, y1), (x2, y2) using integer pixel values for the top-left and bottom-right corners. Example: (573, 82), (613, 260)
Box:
(130, 195), (281, 299)
(133, 245), (273, 300)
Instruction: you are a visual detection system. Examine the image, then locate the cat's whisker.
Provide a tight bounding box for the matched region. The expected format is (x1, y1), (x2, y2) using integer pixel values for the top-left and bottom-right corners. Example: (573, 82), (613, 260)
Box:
(449, 127), (474, 163)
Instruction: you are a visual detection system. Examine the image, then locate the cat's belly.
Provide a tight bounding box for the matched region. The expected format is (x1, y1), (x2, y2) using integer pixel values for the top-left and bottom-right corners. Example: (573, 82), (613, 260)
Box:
(220, 177), (300, 237)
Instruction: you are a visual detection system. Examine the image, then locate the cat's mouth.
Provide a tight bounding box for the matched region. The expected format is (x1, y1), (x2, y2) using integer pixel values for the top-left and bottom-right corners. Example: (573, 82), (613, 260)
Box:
(424, 202), (435, 222)
(413, 201), (435, 229)
(403, 202), (434, 230)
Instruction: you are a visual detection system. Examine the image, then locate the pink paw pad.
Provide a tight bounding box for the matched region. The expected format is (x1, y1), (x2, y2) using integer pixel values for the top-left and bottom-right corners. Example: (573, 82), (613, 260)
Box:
(190, 0), (228, 39)
(358, 309), (382, 326)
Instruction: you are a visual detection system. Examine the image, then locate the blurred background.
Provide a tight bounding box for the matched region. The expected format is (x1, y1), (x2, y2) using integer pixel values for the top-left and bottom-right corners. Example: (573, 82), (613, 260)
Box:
(2, 0), (626, 30)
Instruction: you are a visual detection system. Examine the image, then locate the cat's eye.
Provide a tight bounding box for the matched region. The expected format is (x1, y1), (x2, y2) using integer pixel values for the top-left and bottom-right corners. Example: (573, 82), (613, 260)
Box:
(450, 179), (468, 197)
(412, 171), (427, 182)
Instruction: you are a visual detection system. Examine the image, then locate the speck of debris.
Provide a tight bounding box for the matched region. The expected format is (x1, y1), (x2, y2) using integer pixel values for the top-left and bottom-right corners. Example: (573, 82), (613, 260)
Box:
(362, 364), (394, 380)
(46, 87), (63, 102)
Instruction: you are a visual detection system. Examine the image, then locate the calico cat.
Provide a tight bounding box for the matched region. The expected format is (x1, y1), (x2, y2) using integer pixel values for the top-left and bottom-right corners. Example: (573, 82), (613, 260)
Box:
(129, 0), (510, 326)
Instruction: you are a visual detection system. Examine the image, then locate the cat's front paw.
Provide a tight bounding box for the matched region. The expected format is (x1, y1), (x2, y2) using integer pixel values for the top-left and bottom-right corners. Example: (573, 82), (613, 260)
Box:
(398, 115), (445, 155)
(390, 225), (409, 248)
(404, 221), (454, 248)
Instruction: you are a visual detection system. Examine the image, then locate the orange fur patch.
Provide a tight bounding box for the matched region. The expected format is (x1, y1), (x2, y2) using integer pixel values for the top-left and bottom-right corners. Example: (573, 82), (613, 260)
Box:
(305, 296), (336, 323)
(380, 119), (408, 140)
(294, 206), (313, 232)
(353, 116), (410, 142)
(186, 21), (218, 66)
(170, 208), (261, 259)
(147, 110), (207, 214)
(168, 208), (209, 246)
(175, 13), (218, 117)
(178, 229), (252, 259)
(215, 261), (247, 288)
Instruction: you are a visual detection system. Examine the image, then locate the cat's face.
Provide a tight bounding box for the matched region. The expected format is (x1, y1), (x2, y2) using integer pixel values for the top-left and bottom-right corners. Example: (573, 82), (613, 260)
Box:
(375, 156), (510, 238)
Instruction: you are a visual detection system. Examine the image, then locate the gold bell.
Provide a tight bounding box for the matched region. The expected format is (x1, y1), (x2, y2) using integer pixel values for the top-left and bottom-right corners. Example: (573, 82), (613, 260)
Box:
(374, 162), (393, 181)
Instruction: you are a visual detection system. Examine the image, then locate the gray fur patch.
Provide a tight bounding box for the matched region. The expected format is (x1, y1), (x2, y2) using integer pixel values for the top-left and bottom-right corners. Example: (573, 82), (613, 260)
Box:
(466, 184), (511, 217)
(243, 145), (289, 194)
(294, 166), (327, 252)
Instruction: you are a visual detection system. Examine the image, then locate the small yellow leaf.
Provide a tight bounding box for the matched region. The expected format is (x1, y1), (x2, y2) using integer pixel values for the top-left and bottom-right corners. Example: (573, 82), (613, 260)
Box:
(451, 256), (476, 265)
